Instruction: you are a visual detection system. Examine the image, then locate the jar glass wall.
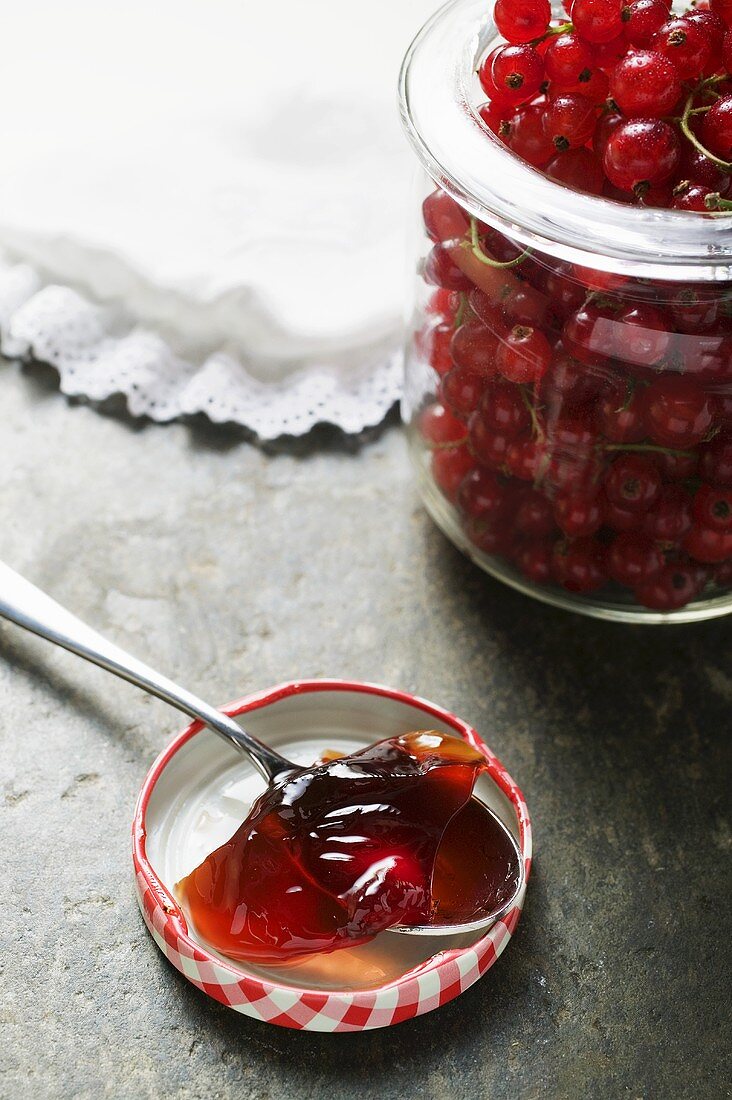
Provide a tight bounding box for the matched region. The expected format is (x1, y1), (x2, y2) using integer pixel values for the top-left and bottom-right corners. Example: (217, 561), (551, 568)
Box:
(400, 0), (732, 623)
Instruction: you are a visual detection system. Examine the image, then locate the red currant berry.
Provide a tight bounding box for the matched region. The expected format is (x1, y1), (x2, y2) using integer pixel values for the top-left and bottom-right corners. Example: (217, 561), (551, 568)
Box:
(494, 0), (551, 43)
(693, 484), (732, 533)
(652, 17), (712, 79)
(422, 191), (469, 244)
(506, 438), (548, 480)
(608, 532), (664, 586)
(700, 95), (732, 162)
(592, 32), (628, 69)
(642, 376), (713, 448)
(604, 454), (662, 511)
(725, 28), (732, 69)
(572, 0), (624, 43)
(479, 381), (532, 438)
(442, 366), (488, 419)
(602, 119), (680, 195)
(564, 301), (618, 362)
(479, 100), (512, 139)
(621, 0), (670, 47)
(609, 51), (681, 118)
(480, 45), (545, 107)
(699, 435), (732, 487)
(516, 540), (555, 583)
(544, 31), (595, 88)
(654, 448), (699, 481)
(635, 562), (707, 609)
(515, 488), (556, 535)
(496, 325), (552, 384)
(424, 244), (472, 291)
(685, 9), (726, 71)
(614, 304), (672, 368)
(552, 537), (608, 591)
(555, 489), (603, 536)
(426, 288), (459, 322)
(432, 445), (476, 500)
(507, 101), (556, 167)
(419, 402), (468, 446)
(640, 484), (693, 543)
(599, 384), (647, 443)
(712, 0), (732, 29)
(671, 183), (716, 212)
(684, 524), (732, 562)
(545, 148), (605, 194)
(679, 146), (731, 194)
(602, 492), (643, 530)
(416, 321), (453, 375)
(542, 93), (597, 150)
(468, 413), (512, 469)
(451, 320), (500, 377)
(457, 467), (506, 522)
(592, 109), (624, 157)
(465, 518), (515, 557)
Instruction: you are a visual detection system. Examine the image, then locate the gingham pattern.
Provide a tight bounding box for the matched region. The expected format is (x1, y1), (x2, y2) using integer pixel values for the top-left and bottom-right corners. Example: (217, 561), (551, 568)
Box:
(133, 681), (533, 1032)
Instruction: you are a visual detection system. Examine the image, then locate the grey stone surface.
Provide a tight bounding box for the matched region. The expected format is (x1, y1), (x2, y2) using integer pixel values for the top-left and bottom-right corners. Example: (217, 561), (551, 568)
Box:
(0, 363), (730, 1100)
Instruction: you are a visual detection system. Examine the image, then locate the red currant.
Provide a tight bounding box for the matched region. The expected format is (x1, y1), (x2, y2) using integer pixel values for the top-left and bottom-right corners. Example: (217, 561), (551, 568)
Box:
(640, 484), (693, 542)
(468, 412), (513, 469)
(516, 541), (555, 583)
(699, 435), (732, 487)
(572, 0), (624, 44)
(552, 537), (608, 591)
(642, 376), (713, 448)
(424, 244), (472, 291)
(614, 304), (672, 368)
(604, 454), (662, 511)
(451, 321), (500, 377)
(671, 183), (715, 212)
(479, 381), (532, 437)
(480, 44), (545, 107)
(432, 445), (476, 501)
(652, 17), (712, 79)
(609, 51), (681, 117)
(515, 488), (556, 535)
(635, 562), (707, 609)
(684, 524), (732, 562)
(599, 384), (647, 443)
(693, 484), (732, 532)
(700, 95), (732, 161)
(543, 93), (598, 149)
(545, 148), (605, 194)
(442, 366), (488, 419)
(607, 532), (664, 586)
(457, 467), (507, 522)
(419, 402), (468, 446)
(621, 0), (670, 47)
(544, 32), (595, 88)
(496, 325), (552, 384)
(602, 119), (680, 194)
(494, 0), (551, 43)
(508, 101), (557, 167)
(422, 191), (468, 244)
(555, 489), (603, 536)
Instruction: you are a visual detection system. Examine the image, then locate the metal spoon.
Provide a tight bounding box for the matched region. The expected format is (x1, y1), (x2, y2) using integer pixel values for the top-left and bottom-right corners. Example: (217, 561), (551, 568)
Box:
(0, 560), (523, 937)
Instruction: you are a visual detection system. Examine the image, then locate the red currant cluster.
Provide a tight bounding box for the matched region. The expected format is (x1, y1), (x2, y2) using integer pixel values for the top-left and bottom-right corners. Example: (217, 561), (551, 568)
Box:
(478, 0), (732, 207)
(415, 189), (731, 612)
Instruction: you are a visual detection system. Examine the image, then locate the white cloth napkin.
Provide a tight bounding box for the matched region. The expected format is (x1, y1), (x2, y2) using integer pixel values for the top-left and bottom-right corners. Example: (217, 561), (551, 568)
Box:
(0, 0), (437, 434)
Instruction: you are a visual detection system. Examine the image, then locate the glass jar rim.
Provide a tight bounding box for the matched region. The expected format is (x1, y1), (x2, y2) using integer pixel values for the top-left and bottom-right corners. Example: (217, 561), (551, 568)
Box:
(399, 0), (732, 282)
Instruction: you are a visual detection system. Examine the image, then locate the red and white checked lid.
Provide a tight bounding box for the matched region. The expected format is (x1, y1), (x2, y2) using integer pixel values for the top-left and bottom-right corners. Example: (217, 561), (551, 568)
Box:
(132, 680), (532, 1032)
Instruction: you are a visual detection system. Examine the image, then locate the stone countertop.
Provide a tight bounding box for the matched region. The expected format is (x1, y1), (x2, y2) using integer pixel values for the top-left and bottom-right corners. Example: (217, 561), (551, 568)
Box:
(1, 366), (730, 1100)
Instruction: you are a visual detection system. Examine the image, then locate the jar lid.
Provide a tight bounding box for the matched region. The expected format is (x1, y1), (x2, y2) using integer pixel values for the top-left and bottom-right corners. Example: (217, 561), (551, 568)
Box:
(399, 0), (732, 282)
(133, 679), (531, 1031)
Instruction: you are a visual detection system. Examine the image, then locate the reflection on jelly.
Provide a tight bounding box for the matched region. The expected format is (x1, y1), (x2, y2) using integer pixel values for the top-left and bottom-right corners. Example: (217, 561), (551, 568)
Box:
(177, 731), (520, 964)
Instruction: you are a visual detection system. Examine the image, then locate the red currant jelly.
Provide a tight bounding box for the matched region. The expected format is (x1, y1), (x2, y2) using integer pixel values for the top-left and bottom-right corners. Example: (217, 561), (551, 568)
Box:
(177, 731), (521, 964)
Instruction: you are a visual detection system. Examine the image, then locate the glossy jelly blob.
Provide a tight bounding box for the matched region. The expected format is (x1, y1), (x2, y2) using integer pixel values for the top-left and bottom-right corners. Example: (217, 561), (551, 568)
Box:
(177, 731), (520, 964)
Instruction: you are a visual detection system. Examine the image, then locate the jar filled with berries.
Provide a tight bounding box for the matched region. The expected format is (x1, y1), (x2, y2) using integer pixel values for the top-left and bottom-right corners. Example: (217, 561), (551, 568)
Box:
(399, 0), (732, 622)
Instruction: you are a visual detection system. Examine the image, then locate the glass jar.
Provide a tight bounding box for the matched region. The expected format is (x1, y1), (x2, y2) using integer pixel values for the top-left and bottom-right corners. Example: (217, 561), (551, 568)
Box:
(399, 0), (732, 623)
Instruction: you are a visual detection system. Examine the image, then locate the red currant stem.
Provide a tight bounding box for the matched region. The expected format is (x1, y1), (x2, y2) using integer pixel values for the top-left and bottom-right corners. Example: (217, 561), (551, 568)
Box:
(705, 193), (732, 212)
(600, 442), (695, 458)
(519, 385), (546, 441)
(680, 85), (732, 172)
(528, 21), (573, 47)
(466, 217), (533, 268)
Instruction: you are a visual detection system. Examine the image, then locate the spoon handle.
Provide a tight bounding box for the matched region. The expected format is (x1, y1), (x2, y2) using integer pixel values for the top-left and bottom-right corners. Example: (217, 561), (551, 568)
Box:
(0, 561), (294, 782)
